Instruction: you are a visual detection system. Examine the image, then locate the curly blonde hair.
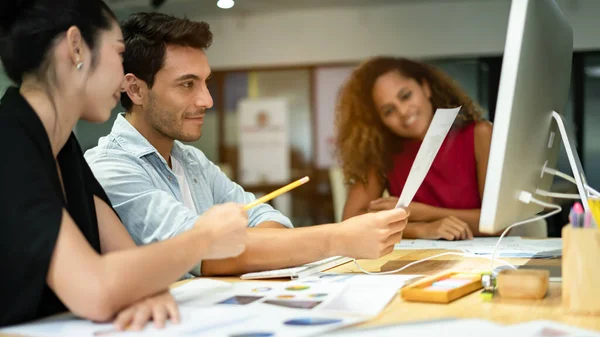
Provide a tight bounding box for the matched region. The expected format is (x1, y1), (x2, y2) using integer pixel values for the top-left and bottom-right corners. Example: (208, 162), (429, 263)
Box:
(335, 57), (484, 185)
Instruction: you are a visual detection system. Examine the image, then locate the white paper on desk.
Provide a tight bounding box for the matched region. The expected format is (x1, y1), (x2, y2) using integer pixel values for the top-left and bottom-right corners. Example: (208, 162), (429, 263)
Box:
(295, 273), (421, 288)
(324, 318), (505, 337)
(181, 308), (366, 337)
(0, 302), (361, 337)
(173, 282), (369, 337)
(395, 237), (562, 258)
(395, 237), (521, 250)
(179, 281), (347, 308)
(325, 318), (600, 337)
(181, 280), (400, 319)
(319, 284), (400, 317)
(170, 278), (232, 303)
(290, 274), (422, 316)
(0, 279), (382, 337)
(504, 320), (600, 336)
(0, 280), (238, 337)
(395, 106), (461, 208)
(463, 238), (562, 258)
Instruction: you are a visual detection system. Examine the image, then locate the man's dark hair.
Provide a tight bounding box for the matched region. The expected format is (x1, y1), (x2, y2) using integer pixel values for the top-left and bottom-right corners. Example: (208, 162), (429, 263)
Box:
(120, 12), (213, 110)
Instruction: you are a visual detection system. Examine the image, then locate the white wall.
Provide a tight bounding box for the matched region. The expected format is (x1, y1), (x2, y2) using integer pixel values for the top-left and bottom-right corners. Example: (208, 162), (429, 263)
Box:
(202, 0), (600, 70)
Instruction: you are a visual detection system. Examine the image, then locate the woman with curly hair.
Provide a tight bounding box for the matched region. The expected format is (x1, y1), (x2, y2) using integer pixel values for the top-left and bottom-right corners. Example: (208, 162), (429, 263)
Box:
(336, 56), (494, 240)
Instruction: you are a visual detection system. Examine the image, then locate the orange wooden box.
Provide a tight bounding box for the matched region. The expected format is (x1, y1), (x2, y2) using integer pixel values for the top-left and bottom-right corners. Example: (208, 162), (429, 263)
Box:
(401, 270), (483, 304)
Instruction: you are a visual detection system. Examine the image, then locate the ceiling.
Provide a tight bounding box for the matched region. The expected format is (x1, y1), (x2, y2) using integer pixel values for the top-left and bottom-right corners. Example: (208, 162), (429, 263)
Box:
(105, 0), (475, 18)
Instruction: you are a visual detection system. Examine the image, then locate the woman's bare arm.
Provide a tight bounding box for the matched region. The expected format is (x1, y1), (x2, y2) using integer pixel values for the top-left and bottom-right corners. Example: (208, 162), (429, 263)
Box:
(342, 168), (386, 220)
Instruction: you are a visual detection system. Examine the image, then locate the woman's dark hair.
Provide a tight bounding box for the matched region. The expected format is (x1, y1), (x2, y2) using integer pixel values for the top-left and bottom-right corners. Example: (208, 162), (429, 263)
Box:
(0, 0), (117, 85)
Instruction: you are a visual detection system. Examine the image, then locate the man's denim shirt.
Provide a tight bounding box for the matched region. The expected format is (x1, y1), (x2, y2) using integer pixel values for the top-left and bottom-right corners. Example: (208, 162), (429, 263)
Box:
(85, 114), (293, 277)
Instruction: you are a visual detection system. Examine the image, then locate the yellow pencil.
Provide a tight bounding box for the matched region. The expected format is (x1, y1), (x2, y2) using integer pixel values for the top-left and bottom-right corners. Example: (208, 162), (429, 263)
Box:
(243, 176), (310, 211)
(588, 197), (600, 229)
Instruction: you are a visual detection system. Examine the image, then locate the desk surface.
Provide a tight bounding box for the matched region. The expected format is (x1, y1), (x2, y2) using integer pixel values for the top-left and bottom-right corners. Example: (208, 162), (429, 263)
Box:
(2, 249), (599, 336)
(328, 249), (599, 331)
(174, 249), (599, 332)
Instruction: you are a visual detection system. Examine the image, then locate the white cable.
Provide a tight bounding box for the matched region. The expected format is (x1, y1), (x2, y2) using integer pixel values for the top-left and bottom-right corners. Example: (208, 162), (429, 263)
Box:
(489, 194), (562, 271)
(543, 167), (600, 198)
(352, 252), (516, 276)
(352, 194), (561, 276)
(535, 189), (581, 199)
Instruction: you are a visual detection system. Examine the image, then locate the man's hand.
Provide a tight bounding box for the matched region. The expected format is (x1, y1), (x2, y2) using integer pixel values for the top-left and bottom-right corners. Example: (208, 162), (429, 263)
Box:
(369, 198), (436, 222)
(194, 203), (249, 260)
(335, 208), (408, 259)
(416, 216), (473, 240)
(113, 291), (179, 331)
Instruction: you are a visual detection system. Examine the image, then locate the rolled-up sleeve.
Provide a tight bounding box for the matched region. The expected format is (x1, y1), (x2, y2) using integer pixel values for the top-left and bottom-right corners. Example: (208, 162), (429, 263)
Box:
(204, 157), (293, 229)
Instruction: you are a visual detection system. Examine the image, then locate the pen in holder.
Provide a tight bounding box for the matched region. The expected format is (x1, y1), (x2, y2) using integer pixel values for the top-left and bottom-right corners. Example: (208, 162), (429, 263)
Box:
(562, 224), (600, 315)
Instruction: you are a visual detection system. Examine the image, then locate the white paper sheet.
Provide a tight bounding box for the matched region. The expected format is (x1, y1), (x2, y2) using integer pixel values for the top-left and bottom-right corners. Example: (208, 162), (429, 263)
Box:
(318, 284), (400, 317)
(169, 278), (232, 303)
(394, 237), (562, 258)
(295, 273), (421, 288)
(395, 106), (461, 209)
(181, 280), (400, 317)
(0, 277), (404, 337)
(167, 281), (376, 336)
(0, 280), (239, 337)
(462, 238), (562, 258)
(324, 318), (503, 337)
(324, 318), (600, 337)
(290, 275), (421, 317)
(183, 309), (365, 337)
(394, 237), (515, 250)
(504, 320), (600, 336)
(0, 280), (366, 337)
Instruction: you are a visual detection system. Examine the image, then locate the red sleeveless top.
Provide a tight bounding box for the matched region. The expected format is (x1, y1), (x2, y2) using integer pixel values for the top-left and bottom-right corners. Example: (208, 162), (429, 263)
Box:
(387, 122), (481, 209)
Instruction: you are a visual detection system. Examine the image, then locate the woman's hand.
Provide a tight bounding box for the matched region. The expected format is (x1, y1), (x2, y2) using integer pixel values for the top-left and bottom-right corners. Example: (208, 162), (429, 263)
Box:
(113, 291), (180, 331)
(415, 216), (473, 241)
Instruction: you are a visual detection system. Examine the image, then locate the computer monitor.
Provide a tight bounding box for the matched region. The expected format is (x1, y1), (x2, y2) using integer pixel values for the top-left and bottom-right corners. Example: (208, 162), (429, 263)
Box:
(479, 0), (578, 234)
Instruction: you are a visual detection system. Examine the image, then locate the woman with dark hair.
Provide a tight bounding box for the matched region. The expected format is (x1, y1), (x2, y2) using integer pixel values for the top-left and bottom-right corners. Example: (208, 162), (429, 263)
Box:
(0, 0), (248, 329)
(336, 57), (494, 240)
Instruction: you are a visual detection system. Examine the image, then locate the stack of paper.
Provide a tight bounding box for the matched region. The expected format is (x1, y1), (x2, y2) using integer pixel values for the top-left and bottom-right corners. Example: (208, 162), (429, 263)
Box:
(395, 237), (562, 258)
(1, 275), (420, 337)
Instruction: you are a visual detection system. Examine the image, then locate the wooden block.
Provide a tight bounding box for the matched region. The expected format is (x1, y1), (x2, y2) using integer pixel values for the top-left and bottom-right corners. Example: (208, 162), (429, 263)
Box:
(401, 270), (482, 304)
(496, 269), (549, 300)
(562, 224), (600, 315)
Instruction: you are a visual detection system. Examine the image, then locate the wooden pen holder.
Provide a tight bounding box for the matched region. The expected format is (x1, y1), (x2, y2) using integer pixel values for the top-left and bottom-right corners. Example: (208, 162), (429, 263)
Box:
(562, 224), (600, 315)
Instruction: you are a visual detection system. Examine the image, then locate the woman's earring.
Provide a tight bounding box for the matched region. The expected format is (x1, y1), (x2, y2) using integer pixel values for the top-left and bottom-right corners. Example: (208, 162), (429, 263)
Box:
(76, 62), (84, 70)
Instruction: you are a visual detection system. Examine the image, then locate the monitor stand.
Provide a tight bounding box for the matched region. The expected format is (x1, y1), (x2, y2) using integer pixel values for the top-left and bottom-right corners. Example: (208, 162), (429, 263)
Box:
(545, 111), (590, 213)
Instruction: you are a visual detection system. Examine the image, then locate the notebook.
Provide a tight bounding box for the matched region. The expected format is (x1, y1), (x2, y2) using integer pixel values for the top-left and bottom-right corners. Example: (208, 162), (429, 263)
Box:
(240, 256), (353, 280)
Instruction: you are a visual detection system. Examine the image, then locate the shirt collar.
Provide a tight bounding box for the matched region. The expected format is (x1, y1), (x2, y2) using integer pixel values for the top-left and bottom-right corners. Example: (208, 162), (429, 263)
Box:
(111, 113), (163, 158)
(111, 113), (190, 163)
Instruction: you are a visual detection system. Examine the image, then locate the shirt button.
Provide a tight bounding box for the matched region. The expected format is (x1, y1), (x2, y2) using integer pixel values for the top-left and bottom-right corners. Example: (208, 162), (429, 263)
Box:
(168, 176), (173, 181)
(193, 178), (198, 184)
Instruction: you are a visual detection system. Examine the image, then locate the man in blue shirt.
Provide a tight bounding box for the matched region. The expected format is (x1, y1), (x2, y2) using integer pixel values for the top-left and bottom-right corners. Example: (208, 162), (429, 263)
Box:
(85, 12), (408, 277)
